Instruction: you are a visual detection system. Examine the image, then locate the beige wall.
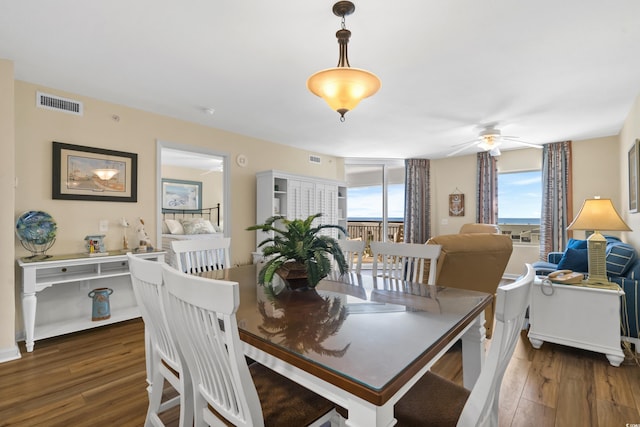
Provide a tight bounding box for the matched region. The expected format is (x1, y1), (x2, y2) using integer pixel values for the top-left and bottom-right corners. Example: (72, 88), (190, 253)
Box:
(620, 93), (640, 249)
(0, 60), (18, 360)
(571, 135), (622, 239)
(429, 155), (477, 236)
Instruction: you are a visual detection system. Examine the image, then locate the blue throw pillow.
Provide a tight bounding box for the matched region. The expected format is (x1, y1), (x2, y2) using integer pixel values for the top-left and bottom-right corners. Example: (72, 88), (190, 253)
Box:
(557, 248), (589, 272)
(606, 242), (637, 277)
(567, 238), (587, 250)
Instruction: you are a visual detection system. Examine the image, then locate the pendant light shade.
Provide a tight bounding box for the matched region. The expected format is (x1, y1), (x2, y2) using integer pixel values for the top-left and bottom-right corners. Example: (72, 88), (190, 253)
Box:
(307, 67), (380, 117)
(307, 1), (380, 121)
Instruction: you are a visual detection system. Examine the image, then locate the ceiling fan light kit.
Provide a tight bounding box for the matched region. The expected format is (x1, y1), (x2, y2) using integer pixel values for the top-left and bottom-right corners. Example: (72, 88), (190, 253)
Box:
(307, 1), (381, 121)
(447, 125), (543, 157)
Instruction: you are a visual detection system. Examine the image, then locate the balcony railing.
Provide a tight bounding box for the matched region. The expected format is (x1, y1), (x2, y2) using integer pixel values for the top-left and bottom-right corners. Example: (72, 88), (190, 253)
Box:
(346, 221), (404, 256)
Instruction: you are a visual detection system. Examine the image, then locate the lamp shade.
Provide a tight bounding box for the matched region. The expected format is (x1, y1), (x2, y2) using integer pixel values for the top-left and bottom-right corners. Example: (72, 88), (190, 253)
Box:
(567, 198), (630, 231)
(307, 67), (381, 116)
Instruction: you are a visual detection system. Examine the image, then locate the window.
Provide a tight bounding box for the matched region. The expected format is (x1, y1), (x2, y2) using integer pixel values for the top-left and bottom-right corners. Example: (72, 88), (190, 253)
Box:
(345, 162), (405, 266)
(498, 170), (541, 244)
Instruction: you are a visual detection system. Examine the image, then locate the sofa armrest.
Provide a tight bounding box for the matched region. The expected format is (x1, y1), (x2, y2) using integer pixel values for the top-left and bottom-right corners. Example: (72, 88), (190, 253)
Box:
(547, 252), (564, 264)
(609, 277), (639, 340)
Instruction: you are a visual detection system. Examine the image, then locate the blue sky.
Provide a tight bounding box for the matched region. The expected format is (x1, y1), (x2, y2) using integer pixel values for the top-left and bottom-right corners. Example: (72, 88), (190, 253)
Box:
(498, 171), (542, 218)
(347, 184), (405, 219)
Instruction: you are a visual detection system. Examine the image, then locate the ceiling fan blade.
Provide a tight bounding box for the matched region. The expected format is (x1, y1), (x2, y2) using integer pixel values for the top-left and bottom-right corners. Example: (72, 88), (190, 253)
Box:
(451, 138), (479, 147)
(447, 141), (479, 157)
(501, 138), (543, 149)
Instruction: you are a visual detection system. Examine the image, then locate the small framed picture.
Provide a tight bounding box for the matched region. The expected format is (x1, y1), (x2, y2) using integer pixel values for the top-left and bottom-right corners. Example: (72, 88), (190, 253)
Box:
(162, 178), (202, 210)
(449, 193), (465, 217)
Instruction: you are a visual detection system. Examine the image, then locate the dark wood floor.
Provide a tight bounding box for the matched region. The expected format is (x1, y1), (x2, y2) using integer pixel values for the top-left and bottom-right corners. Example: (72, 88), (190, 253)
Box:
(1, 319), (638, 426)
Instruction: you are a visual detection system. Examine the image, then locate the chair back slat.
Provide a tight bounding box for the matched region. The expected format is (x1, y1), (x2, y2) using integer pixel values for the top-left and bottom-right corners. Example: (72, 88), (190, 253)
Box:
(337, 239), (366, 274)
(371, 241), (441, 284)
(128, 254), (181, 371)
(128, 254), (193, 426)
(457, 264), (535, 427)
(171, 237), (231, 273)
(161, 264), (264, 427)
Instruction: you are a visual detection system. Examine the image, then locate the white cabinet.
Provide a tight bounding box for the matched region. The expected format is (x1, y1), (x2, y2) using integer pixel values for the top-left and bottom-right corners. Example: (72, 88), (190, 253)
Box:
(17, 250), (165, 352)
(528, 279), (625, 366)
(255, 170), (347, 251)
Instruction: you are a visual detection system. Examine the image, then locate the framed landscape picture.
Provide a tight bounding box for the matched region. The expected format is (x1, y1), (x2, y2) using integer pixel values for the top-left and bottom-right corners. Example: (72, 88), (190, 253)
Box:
(52, 142), (138, 202)
(629, 139), (639, 213)
(162, 178), (202, 210)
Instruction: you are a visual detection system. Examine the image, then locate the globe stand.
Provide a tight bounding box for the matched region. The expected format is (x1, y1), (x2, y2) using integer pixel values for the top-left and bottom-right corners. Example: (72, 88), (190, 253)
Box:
(19, 238), (56, 259)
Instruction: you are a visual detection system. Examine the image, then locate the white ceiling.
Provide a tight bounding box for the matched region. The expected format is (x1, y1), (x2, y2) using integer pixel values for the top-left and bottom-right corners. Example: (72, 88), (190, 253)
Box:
(2, 1), (640, 159)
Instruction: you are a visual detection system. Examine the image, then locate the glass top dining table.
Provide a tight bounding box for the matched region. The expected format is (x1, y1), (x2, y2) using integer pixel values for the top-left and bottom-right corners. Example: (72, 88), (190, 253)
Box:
(198, 264), (493, 427)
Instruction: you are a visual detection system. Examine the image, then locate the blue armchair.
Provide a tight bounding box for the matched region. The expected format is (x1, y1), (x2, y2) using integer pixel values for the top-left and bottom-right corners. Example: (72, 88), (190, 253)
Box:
(532, 236), (639, 351)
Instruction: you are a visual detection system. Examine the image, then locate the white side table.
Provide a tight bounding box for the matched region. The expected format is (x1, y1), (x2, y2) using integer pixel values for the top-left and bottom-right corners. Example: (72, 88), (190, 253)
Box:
(18, 250), (165, 352)
(528, 278), (625, 367)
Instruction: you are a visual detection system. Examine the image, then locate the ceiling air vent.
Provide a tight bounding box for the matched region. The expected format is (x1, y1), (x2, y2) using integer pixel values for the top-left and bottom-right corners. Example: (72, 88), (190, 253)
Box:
(36, 91), (83, 116)
(309, 155), (321, 164)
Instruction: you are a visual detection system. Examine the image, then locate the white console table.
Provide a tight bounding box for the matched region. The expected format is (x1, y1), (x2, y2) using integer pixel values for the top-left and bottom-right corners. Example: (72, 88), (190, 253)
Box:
(17, 250), (165, 352)
(528, 278), (625, 366)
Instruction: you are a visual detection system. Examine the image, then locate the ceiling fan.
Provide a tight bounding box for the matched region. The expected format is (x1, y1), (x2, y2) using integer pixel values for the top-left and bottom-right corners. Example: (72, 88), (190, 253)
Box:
(447, 125), (543, 157)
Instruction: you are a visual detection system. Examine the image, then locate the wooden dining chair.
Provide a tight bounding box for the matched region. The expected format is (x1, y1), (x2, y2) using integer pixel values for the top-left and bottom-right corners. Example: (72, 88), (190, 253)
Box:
(393, 264), (535, 427)
(160, 264), (337, 427)
(370, 241), (441, 284)
(127, 253), (193, 427)
(337, 238), (365, 273)
(171, 237), (231, 273)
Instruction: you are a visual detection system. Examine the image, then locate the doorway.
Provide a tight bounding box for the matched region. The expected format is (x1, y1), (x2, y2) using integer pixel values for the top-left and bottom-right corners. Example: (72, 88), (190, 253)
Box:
(156, 141), (230, 249)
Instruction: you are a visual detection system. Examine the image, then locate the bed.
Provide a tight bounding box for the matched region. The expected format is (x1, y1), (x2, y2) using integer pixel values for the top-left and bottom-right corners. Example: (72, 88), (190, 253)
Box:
(161, 204), (223, 268)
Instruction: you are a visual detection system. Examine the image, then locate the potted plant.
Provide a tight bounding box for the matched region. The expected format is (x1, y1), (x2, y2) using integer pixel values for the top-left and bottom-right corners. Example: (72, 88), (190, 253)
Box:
(247, 213), (348, 290)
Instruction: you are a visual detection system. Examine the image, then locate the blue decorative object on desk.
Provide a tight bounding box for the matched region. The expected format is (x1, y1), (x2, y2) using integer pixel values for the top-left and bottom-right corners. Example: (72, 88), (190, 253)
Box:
(15, 210), (57, 258)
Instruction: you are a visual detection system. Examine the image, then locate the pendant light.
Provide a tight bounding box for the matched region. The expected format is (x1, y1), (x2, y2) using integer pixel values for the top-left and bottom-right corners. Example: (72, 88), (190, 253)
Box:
(306, 1), (381, 121)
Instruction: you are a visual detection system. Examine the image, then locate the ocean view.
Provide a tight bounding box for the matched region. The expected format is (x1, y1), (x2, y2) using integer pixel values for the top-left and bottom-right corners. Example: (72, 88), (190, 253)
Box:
(498, 218), (540, 225)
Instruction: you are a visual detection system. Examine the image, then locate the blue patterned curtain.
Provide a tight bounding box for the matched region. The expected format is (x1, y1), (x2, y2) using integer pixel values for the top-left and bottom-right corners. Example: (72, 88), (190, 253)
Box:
(476, 152), (498, 224)
(404, 159), (431, 243)
(540, 141), (573, 259)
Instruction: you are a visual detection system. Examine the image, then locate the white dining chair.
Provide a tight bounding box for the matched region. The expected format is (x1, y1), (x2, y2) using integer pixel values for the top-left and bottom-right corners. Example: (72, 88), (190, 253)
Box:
(171, 237), (231, 273)
(394, 264), (535, 427)
(337, 238), (366, 274)
(127, 253), (193, 427)
(160, 264), (337, 427)
(370, 241), (441, 284)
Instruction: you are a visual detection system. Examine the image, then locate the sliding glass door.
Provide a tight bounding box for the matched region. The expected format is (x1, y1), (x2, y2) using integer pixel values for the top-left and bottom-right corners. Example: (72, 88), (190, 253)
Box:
(345, 160), (405, 267)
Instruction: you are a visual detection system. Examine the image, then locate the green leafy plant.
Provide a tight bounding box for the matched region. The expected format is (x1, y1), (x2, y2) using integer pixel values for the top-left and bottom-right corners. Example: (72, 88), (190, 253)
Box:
(247, 213), (348, 288)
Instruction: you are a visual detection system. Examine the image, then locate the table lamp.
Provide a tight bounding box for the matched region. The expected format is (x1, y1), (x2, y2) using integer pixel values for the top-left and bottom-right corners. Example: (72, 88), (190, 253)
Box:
(567, 198), (631, 284)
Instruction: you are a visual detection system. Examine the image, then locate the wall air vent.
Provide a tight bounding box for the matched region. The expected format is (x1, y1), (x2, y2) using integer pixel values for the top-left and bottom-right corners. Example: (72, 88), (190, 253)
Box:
(36, 91), (83, 116)
(309, 155), (321, 164)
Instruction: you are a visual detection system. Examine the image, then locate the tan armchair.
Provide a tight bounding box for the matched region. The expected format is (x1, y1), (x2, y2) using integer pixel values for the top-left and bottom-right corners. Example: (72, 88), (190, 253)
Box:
(458, 223), (500, 234)
(425, 232), (512, 338)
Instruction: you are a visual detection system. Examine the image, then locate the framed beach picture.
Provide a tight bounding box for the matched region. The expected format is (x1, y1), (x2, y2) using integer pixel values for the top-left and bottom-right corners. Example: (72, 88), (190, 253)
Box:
(52, 142), (138, 202)
(449, 193), (465, 217)
(629, 139), (639, 213)
(162, 178), (202, 210)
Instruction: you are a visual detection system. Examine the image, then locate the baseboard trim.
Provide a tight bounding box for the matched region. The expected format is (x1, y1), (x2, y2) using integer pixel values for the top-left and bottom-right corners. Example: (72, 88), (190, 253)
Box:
(0, 344), (21, 363)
